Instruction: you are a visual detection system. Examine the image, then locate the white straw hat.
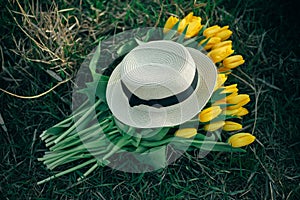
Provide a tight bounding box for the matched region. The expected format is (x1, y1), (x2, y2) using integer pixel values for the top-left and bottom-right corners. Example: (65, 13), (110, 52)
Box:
(106, 40), (217, 128)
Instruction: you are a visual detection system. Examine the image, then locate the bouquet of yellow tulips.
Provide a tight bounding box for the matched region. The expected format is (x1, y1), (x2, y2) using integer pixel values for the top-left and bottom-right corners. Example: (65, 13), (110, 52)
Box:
(164, 12), (255, 146)
(38, 12), (256, 184)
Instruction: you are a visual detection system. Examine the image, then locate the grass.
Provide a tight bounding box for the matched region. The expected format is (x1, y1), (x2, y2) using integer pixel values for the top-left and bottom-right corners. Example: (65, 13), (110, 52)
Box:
(1, 0), (299, 199)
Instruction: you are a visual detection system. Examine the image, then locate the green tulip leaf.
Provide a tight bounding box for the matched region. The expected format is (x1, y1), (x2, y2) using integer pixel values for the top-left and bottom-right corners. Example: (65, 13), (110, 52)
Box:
(177, 24), (189, 43)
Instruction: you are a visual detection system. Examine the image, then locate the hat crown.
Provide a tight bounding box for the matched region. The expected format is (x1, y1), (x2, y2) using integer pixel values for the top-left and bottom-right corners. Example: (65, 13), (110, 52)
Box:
(120, 40), (197, 99)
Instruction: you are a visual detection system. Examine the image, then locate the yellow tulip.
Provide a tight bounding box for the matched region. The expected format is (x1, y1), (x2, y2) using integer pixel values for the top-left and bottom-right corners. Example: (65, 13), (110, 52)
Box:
(178, 18), (188, 32)
(199, 106), (222, 122)
(214, 74), (228, 91)
(185, 20), (202, 38)
(222, 107), (249, 116)
(204, 121), (225, 131)
(207, 45), (234, 63)
(227, 94), (250, 110)
(200, 37), (221, 50)
(213, 92), (239, 106)
(223, 121), (243, 131)
(220, 84), (238, 94)
(163, 16), (179, 33)
(203, 25), (221, 38)
(184, 12), (194, 22)
(203, 25), (232, 40)
(223, 55), (245, 69)
(215, 29), (232, 41)
(175, 128), (197, 138)
(212, 40), (232, 50)
(178, 12), (202, 38)
(227, 92), (239, 98)
(236, 107), (249, 116)
(178, 13), (194, 31)
(228, 133), (256, 147)
(222, 108), (240, 116)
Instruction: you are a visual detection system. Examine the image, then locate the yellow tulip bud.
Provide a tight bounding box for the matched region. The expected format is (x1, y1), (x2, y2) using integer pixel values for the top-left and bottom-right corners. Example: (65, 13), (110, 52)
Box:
(184, 12), (194, 23)
(203, 25), (221, 38)
(178, 12), (202, 38)
(227, 92), (239, 98)
(220, 84), (238, 94)
(185, 20), (202, 38)
(223, 121), (243, 131)
(191, 16), (201, 23)
(207, 45), (234, 63)
(164, 16), (179, 33)
(204, 121), (225, 131)
(214, 74), (228, 91)
(178, 19), (187, 33)
(222, 107), (249, 116)
(213, 92), (239, 106)
(227, 94), (250, 105)
(223, 55), (245, 69)
(219, 25), (229, 31)
(199, 106), (222, 122)
(228, 133), (256, 147)
(203, 25), (232, 40)
(212, 40), (232, 50)
(236, 107), (249, 116)
(215, 29), (232, 41)
(222, 108), (240, 116)
(200, 37), (221, 50)
(175, 128), (197, 138)
(227, 94), (250, 110)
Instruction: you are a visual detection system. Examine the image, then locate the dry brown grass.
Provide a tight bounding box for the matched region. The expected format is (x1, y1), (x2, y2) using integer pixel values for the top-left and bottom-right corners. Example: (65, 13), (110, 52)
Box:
(7, 0), (113, 77)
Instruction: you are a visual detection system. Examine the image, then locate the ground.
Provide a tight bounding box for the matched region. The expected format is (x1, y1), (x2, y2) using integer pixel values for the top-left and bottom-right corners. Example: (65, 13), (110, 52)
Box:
(0, 0), (299, 199)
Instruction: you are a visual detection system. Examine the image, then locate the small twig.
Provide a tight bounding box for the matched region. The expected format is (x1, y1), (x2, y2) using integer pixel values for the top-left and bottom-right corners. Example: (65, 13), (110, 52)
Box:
(154, 0), (164, 27)
(0, 78), (71, 99)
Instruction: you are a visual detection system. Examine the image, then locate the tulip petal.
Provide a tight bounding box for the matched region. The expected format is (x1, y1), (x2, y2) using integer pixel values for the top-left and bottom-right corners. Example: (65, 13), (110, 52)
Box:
(175, 128), (197, 138)
(164, 16), (179, 33)
(228, 133), (256, 147)
(223, 121), (243, 131)
(204, 121), (225, 131)
(199, 106), (222, 122)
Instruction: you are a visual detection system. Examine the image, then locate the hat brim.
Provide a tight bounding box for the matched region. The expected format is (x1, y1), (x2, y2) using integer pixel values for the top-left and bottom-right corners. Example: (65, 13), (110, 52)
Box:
(106, 47), (217, 128)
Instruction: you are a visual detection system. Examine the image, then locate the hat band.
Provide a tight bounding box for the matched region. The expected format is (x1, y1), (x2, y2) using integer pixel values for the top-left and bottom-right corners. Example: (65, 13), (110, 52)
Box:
(121, 69), (198, 108)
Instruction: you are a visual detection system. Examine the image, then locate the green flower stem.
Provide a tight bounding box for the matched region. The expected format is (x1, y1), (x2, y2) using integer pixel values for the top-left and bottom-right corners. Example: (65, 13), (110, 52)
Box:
(48, 121), (110, 151)
(141, 136), (245, 152)
(42, 146), (98, 166)
(47, 151), (81, 170)
(54, 99), (102, 144)
(49, 131), (106, 152)
(107, 129), (119, 136)
(71, 99), (90, 115)
(48, 154), (95, 170)
(45, 134), (110, 162)
(45, 128), (78, 147)
(41, 145), (90, 161)
(45, 113), (111, 149)
(40, 104), (89, 140)
(102, 134), (132, 160)
(37, 158), (97, 185)
(50, 120), (110, 151)
(140, 137), (173, 147)
(77, 162), (99, 181)
(44, 134), (60, 143)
